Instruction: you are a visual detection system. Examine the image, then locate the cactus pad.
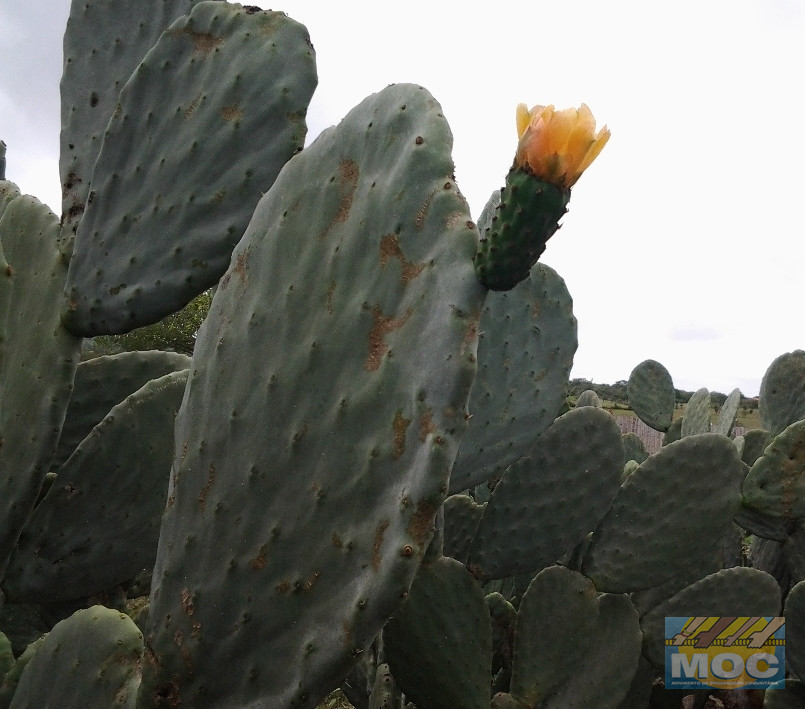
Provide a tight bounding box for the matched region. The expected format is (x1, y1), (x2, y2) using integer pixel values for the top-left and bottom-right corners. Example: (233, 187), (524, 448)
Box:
(760, 350), (805, 435)
(627, 359), (675, 432)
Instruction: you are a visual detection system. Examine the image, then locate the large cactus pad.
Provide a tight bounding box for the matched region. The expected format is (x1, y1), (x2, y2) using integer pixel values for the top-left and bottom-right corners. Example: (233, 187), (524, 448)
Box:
(139, 84), (485, 708)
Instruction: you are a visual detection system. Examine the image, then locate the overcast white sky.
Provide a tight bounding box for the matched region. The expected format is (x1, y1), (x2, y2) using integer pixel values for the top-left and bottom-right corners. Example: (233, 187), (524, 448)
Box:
(2, 1), (803, 396)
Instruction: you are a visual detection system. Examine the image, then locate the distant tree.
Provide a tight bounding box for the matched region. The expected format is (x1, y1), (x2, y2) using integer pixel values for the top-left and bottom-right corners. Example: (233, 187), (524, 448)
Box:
(86, 289), (213, 358)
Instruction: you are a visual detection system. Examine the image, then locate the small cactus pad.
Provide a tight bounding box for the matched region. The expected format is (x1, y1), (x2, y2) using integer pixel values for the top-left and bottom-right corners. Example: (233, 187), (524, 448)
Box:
(743, 419), (805, 519)
(582, 434), (744, 592)
(740, 428), (774, 467)
(62, 3), (317, 335)
(473, 168), (570, 291)
(383, 556), (492, 709)
(760, 351), (805, 435)
(510, 566), (641, 708)
(622, 431), (648, 464)
(3, 371), (188, 603)
(714, 387), (741, 437)
(368, 664), (403, 709)
(627, 359), (675, 432)
(449, 262), (577, 494)
(640, 568), (782, 667)
(575, 389), (603, 408)
(59, 0), (203, 256)
(50, 350), (190, 472)
(7, 606), (143, 709)
(0, 186), (82, 574)
(466, 407), (624, 581)
(443, 494), (485, 564)
(681, 387), (711, 437)
(139, 84), (485, 708)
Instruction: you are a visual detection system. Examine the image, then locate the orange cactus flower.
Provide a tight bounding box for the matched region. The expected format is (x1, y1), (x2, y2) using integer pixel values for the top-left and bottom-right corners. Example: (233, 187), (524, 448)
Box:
(514, 103), (610, 189)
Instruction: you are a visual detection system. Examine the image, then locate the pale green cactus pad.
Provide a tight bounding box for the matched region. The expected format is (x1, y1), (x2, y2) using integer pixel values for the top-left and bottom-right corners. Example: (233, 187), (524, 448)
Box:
(681, 387), (711, 437)
(760, 350), (805, 435)
(627, 359), (674, 432)
(62, 3), (317, 335)
(138, 83), (485, 708)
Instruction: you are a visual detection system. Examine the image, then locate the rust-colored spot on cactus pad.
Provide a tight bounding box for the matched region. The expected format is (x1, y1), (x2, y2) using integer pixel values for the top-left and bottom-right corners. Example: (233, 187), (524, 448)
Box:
(365, 307), (412, 371)
(372, 520), (390, 571)
(332, 533), (344, 549)
(419, 409), (436, 442)
(177, 27), (224, 57)
(275, 580), (291, 593)
(415, 188), (437, 228)
(220, 104), (244, 122)
(153, 678), (181, 707)
(460, 310), (480, 357)
(198, 464), (215, 510)
(407, 501), (437, 549)
(180, 588), (195, 616)
(379, 234), (425, 283)
(319, 159), (358, 240)
(250, 545), (267, 570)
(393, 412), (411, 459)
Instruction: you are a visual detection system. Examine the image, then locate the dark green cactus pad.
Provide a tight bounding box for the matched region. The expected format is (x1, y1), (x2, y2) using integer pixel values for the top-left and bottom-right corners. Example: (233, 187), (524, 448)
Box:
(760, 350), (805, 435)
(0, 603), (49, 658)
(785, 580), (805, 682)
(662, 417), (683, 446)
(50, 350), (190, 472)
(62, 3), (318, 336)
(629, 555), (723, 618)
(486, 592), (517, 677)
(473, 168), (570, 291)
(749, 537), (790, 594)
(582, 434), (744, 592)
(622, 431), (648, 464)
(575, 389), (603, 408)
(7, 606), (143, 709)
(139, 83), (485, 708)
(743, 419), (805, 519)
(614, 656), (655, 709)
(510, 566), (641, 709)
(448, 261), (577, 494)
(740, 428), (774, 467)
(627, 359), (675, 432)
(714, 387), (741, 437)
(0, 187), (82, 575)
(764, 680), (805, 709)
(443, 494), (485, 564)
(383, 556), (492, 709)
(466, 407), (624, 581)
(0, 633), (12, 682)
(735, 504), (793, 542)
(3, 371), (188, 603)
(681, 387), (711, 437)
(59, 0), (204, 256)
(639, 567), (781, 667)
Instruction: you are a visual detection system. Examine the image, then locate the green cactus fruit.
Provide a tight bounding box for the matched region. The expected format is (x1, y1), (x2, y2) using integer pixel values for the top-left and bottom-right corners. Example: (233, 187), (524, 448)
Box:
(681, 387), (711, 437)
(59, 0), (205, 257)
(138, 83), (485, 709)
(510, 565), (641, 709)
(466, 407), (624, 581)
(383, 556), (492, 709)
(714, 387), (741, 437)
(448, 261), (577, 494)
(662, 417), (683, 446)
(50, 350), (190, 472)
(760, 350), (805, 435)
(575, 389), (603, 408)
(0, 635), (46, 709)
(443, 494), (485, 564)
(622, 431), (648, 464)
(473, 168), (569, 291)
(740, 428), (774, 467)
(7, 606), (143, 709)
(743, 419), (805, 519)
(764, 680), (805, 709)
(0, 186), (82, 577)
(627, 359), (675, 432)
(639, 567), (781, 667)
(3, 371), (188, 603)
(582, 434), (744, 592)
(62, 3), (318, 336)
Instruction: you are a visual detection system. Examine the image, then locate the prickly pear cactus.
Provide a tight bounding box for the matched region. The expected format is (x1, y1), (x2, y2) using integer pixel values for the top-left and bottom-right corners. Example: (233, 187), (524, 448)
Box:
(62, 2), (318, 335)
(680, 387), (711, 437)
(627, 359), (675, 432)
(0, 184), (82, 575)
(138, 83), (485, 708)
(759, 350), (805, 435)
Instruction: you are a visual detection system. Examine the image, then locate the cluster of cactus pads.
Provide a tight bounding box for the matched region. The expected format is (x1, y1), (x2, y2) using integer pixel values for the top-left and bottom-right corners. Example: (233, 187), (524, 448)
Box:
(3, 2), (805, 708)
